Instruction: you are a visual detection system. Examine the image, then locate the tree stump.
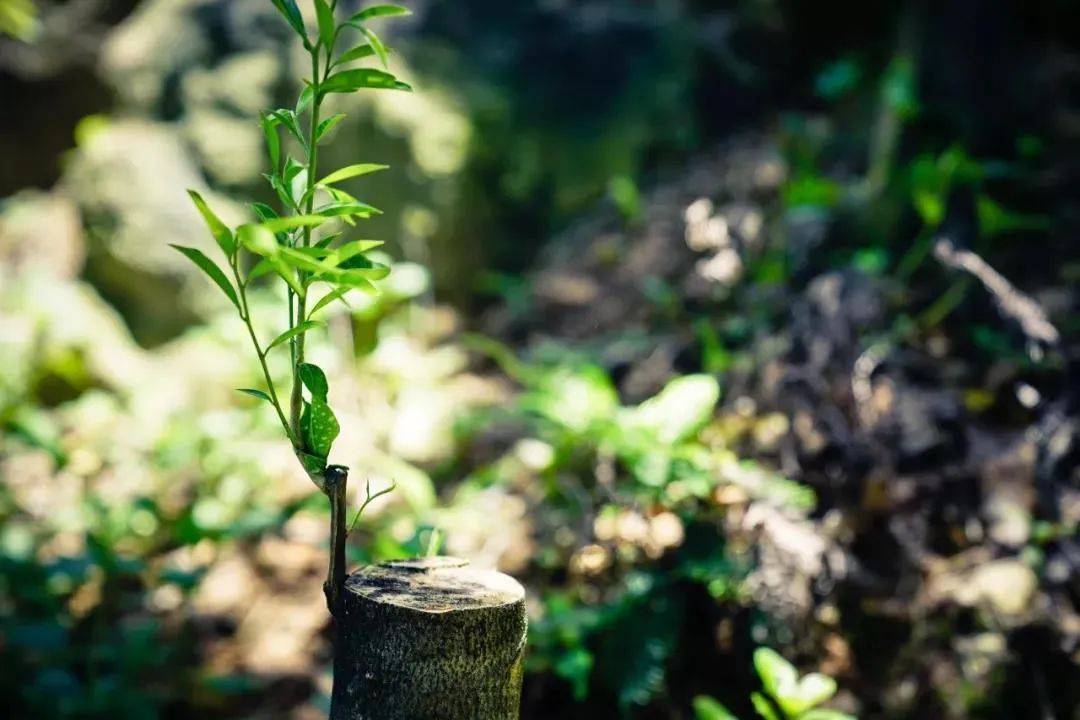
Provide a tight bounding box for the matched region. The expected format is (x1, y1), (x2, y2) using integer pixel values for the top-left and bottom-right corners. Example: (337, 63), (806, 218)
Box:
(330, 557), (527, 720)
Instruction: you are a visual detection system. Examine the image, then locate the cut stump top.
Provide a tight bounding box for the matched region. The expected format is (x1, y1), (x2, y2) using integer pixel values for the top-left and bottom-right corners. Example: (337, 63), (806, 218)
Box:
(345, 557), (525, 614)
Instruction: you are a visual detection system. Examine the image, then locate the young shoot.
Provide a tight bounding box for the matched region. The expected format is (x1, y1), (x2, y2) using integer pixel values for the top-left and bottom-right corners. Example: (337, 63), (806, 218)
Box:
(172, 0), (413, 612)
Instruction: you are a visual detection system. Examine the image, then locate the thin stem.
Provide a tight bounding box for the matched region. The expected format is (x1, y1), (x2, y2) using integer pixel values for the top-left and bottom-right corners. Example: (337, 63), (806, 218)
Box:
(290, 46), (332, 442)
(323, 464), (348, 613)
(232, 258), (297, 447)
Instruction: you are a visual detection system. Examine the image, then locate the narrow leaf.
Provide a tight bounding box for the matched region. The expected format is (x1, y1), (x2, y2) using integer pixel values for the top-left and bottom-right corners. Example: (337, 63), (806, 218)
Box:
(349, 5), (412, 23)
(338, 252), (389, 275)
(271, 256), (306, 297)
(187, 190), (235, 256)
(251, 202), (278, 222)
(314, 0), (336, 49)
(317, 200), (382, 217)
(320, 68), (412, 95)
(169, 245), (240, 311)
(316, 113), (347, 142)
(335, 44), (376, 67)
(336, 267), (389, 286)
(361, 26), (389, 68)
(270, 0), (307, 41)
(319, 164), (389, 186)
(308, 286), (352, 316)
(259, 114), (281, 171)
(237, 224), (279, 257)
(246, 258), (276, 284)
(266, 321), (325, 352)
(800, 711), (856, 720)
(290, 168), (309, 206)
(315, 232), (343, 250)
(237, 388), (272, 403)
(332, 239), (384, 263)
(270, 109), (305, 146)
(265, 173), (294, 209)
(296, 84), (315, 115)
(750, 693), (782, 720)
(692, 697), (739, 720)
(279, 247), (336, 274)
(259, 215), (329, 234)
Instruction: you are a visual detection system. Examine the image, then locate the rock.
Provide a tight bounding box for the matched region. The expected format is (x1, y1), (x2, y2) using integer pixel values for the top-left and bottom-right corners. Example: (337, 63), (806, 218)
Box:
(0, 191), (84, 278)
(100, 0), (213, 110)
(956, 559), (1038, 617)
(183, 107), (266, 187)
(180, 50), (279, 117)
(181, 50), (279, 185)
(64, 119), (248, 340)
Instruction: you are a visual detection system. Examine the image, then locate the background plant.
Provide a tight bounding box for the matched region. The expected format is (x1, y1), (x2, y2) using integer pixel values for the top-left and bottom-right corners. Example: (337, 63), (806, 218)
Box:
(1, 0), (1077, 718)
(694, 648), (854, 720)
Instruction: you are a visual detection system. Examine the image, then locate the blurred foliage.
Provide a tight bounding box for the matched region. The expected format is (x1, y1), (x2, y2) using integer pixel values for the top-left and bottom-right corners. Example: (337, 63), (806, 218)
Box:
(0, 0), (37, 40)
(695, 647), (852, 720)
(2, 0), (1079, 719)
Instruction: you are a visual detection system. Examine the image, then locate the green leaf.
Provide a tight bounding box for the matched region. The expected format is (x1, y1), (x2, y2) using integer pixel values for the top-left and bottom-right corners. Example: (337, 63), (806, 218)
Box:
(316, 200), (382, 218)
(283, 157), (308, 204)
(617, 374), (720, 445)
(319, 163), (389, 186)
(246, 258), (276, 284)
(335, 44), (377, 67)
(237, 388), (272, 403)
(553, 646), (593, 701)
(348, 4), (412, 23)
(314, 0), (335, 49)
(331, 239), (384, 264)
(270, 109), (305, 146)
(298, 450), (327, 477)
(279, 247), (336, 274)
(259, 215), (329, 234)
(332, 272), (380, 292)
(777, 673), (838, 717)
(360, 26), (389, 68)
(523, 365), (618, 435)
(186, 190), (235, 256)
(296, 84), (315, 115)
(800, 710), (856, 720)
(320, 68), (412, 95)
(316, 113), (347, 142)
(754, 648), (799, 704)
(305, 396), (340, 458)
(290, 169), (309, 206)
(270, 0), (307, 42)
(314, 232), (343, 250)
(750, 693), (782, 720)
(265, 173), (295, 209)
(266, 321), (325, 352)
(250, 202), (278, 222)
(237, 224), (279, 257)
(308, 286), (352, 316)
(693, 697), (739, 720)
(169, 245), (240, 311)
(272, 257), (306, 297)
(259, 113), (281, 170)
(298, 362), (329, 397)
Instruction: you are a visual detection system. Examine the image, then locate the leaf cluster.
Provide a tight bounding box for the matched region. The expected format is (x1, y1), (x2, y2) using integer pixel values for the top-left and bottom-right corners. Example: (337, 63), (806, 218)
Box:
(694, 648), (854, 720)
(173, 2), (412, 482)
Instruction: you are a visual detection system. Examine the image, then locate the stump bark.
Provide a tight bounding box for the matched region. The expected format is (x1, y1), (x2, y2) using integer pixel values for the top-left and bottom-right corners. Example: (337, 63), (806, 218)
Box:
(330, 557), (527, 720)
